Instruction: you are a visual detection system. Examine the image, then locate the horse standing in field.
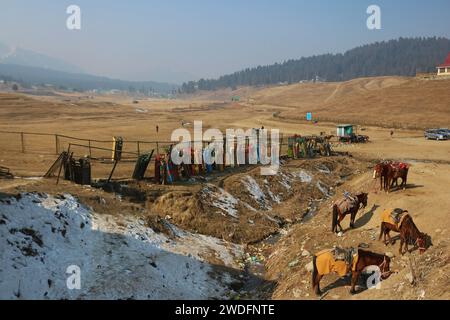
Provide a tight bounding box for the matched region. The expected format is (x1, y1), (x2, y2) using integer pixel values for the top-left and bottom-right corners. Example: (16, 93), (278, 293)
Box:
(312, 248), (391, 295)
(331, 192), (368, 233)
(379, 209), (430, 255)
(373, 161), (410, 193)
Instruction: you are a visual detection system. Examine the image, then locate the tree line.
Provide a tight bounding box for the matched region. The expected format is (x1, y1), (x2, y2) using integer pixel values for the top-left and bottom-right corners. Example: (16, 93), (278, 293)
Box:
(181, 37), (450, 93)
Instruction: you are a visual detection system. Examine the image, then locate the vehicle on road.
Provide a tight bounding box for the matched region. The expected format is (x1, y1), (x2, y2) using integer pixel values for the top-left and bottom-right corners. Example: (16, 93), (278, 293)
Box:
(424, 129), (449, 140)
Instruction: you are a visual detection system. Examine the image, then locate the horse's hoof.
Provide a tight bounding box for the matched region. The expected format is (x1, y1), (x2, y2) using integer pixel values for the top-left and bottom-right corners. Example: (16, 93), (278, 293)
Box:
(350, 289), (357, 295)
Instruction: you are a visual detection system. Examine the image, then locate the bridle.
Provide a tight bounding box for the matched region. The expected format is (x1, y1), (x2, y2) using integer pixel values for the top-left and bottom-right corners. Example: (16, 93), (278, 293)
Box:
(378, 256), (391, 278)
(415, 237), (426, 252)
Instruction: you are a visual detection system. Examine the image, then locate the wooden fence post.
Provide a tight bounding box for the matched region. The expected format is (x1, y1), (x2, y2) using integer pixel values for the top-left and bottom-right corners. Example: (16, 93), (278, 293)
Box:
(137, 141), (141, 156)
(55, 134), (60, 155)
(21, 132), (25, 153)
(279, 133), (284, 156)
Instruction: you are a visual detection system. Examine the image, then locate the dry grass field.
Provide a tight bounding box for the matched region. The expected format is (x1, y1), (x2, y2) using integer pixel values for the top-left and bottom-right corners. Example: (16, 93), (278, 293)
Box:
(1, 75), (449, 300)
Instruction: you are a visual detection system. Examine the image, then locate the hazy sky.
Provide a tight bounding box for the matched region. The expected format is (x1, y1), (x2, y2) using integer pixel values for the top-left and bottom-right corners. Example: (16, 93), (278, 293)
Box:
(1, 0), (450, 83)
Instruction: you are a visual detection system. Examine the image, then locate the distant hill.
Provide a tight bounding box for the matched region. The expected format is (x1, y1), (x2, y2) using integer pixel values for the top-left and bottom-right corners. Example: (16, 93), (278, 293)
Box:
(182, 37), (450, 92)
(0, 42), (84, 74)
(0, 63), (178, 94)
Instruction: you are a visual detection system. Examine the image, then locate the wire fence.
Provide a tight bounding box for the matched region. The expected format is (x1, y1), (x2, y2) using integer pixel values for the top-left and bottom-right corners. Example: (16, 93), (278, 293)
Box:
(0, 130), (294, 160)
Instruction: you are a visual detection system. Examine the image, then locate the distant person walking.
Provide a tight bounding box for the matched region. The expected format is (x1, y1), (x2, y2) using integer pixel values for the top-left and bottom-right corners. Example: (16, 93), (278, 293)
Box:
(390, 130), (394, 138)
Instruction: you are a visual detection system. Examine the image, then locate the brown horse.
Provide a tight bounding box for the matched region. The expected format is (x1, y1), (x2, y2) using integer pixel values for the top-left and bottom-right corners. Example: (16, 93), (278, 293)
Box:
(331, 193), (368, 233)
(379, 214), (429, 255)
(373, 162), (388, 191)
(312, 249), (391, 295)
(373, 161), (409, 193)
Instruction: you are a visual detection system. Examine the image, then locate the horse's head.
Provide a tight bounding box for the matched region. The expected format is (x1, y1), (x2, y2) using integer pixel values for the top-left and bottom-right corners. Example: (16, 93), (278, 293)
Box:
(417, 233), (431, 254)
(373, 163), (383, 179)
(357, 192), (368, 208)
(373, 162), (389, 178)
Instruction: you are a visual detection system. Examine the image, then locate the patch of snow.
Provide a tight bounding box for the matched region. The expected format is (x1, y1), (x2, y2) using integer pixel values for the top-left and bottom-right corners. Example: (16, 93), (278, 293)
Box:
(316, 165), (331, 174)
(135, 108), (148, 113)
(0, 193), (243, 300)
(242, 176), (271, 210)
(293, 170), (313, 183)
(200, 184), (239, 218)
(266, 188), (281, 204)
(316, 181), (331, 197)
(278, 172), (292, 190)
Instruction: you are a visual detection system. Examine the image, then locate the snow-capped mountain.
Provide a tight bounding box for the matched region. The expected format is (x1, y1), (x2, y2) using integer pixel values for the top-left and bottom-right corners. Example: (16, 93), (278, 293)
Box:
(0, 42), (84, 74)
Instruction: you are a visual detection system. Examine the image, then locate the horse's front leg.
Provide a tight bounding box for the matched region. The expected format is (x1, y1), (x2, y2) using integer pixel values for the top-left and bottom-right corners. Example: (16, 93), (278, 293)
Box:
(350, 271), (360, 294)
(399, 237), (405, 255)
(404, 239), (409, 253)
(350, 211), (357, 229)
(337, 216), (344, 233)
(386, 230), (394, 245)
(386, 177), (391, 193)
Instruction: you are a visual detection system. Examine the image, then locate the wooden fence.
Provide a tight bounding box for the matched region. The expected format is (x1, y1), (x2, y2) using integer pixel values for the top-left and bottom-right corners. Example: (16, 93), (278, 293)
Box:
(0, 130), (291, 159)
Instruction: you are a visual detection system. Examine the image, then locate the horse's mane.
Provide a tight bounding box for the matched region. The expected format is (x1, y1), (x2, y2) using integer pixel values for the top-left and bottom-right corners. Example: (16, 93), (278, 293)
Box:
(357, 249), (385, 260)
(403, 215), (422, 236)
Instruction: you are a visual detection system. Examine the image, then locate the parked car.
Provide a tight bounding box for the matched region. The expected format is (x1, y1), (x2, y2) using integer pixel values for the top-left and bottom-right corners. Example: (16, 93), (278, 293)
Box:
(438, 128), (450, 138)
(424, 129), (448, 140)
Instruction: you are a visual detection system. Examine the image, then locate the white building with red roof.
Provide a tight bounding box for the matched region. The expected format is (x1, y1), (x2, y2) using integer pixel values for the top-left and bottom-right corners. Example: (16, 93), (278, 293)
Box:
(437, 53), (450, 76)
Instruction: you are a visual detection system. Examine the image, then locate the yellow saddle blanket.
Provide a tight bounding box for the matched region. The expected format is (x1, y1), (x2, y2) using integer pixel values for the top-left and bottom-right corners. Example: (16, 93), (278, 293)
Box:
(315, 249), (359, 277)
(381, 208), (408, 228)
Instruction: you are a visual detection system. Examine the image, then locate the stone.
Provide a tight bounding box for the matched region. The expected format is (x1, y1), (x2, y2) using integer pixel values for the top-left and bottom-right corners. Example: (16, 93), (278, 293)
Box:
(301, 250), (310, 257)
(405, 272), (414, 284)
(293, 288), (302, 299)
(305, 261), (314, 272)
(289, 259), (300, 268)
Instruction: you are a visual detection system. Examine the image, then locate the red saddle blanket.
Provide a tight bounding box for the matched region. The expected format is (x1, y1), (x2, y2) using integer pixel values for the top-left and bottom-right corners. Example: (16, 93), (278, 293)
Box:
(389, 162), (410, 171)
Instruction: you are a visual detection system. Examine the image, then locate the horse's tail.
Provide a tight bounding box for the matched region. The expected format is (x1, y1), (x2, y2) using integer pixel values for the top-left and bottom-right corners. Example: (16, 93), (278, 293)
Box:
(332, 204), (338, 232)
(312, 255), (318, 284)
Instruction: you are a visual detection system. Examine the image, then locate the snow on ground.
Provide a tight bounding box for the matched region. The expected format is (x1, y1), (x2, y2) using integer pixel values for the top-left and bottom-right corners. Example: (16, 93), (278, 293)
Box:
(200, 184), (239, 218)
(292, 170), (313, 183)
(242, 176), (271, 210)
(0, 193), (243, 300)
(278, 169), (313, 189)
(316, 181), (332, 197)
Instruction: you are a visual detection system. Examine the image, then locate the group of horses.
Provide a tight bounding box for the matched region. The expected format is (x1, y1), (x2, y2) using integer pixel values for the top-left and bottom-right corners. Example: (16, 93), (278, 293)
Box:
(373, 161), (410, 193)
(312, 160), (430, 296)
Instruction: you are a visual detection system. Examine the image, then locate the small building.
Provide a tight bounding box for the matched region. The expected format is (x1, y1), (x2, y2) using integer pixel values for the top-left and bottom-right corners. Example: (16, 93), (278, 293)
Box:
(336, 124), (354, 138)
(437, 53), (450, 76)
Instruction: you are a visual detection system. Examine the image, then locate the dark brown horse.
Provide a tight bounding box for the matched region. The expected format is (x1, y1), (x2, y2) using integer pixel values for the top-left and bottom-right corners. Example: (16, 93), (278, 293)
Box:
(331, 193), (368, 233)
(379, 214), (430, 255)
(312, 249), (391, 295)
(373, 161), (409, 193)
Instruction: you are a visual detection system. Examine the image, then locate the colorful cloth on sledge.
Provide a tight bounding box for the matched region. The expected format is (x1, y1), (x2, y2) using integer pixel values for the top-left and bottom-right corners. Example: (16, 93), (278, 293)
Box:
(381, 208), (408, 228)
(315, 249), (359, 277)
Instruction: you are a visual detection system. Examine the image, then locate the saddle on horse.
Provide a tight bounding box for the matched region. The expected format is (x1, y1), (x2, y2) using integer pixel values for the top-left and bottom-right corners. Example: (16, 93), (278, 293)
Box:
(333, 247), (358, 266)
(335, 192), (358, 213)
(389, 162), (410, 172)
(315, 247), (358, 277)
(381, 208), (408, 228)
